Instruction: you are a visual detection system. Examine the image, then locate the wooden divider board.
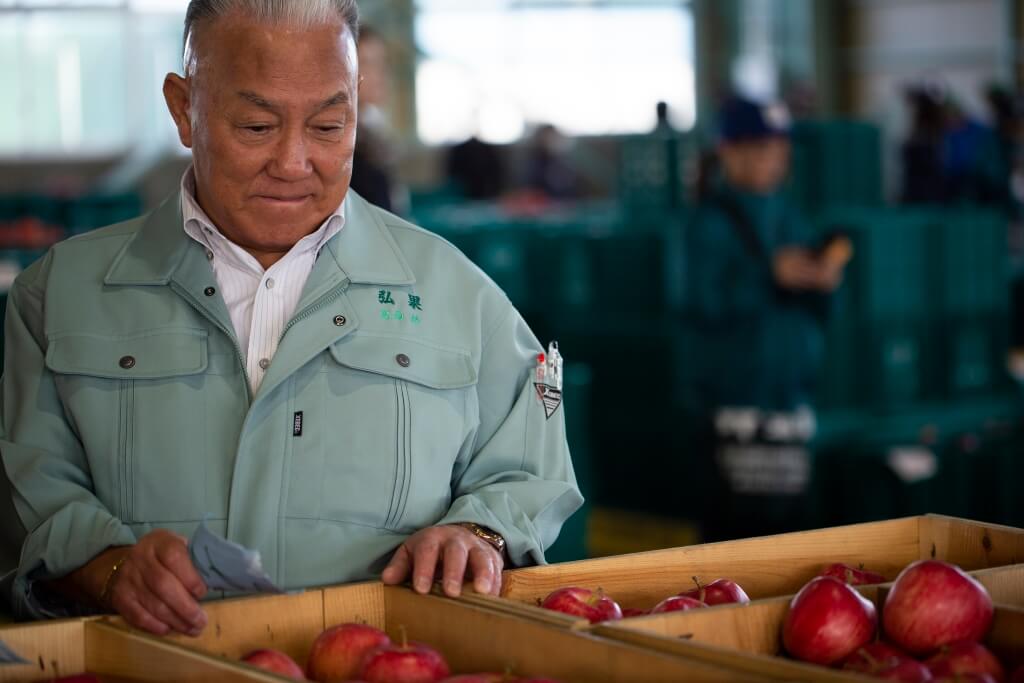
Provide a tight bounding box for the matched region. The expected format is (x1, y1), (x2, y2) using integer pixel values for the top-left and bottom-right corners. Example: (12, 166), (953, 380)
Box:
(380, 586), (773, 682)
(0, 619), (287, 682)
(482, 515), (1024, 629)
(84, 621), (285, 683)
(0, 619), (86, 682)
(969, 564), (1024, 606)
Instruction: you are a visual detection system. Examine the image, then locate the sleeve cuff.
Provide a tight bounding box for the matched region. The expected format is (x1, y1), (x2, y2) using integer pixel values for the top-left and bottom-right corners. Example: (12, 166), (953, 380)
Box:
(12, 502), (136, 620)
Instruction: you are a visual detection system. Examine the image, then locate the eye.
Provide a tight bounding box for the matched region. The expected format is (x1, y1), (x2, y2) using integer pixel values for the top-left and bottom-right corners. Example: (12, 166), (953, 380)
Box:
(313, 124), (344, 137)
(239, 124), (273, 136)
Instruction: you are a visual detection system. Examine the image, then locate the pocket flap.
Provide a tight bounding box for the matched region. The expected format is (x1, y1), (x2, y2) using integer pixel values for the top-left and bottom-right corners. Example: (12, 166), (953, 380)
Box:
(46, 328), (209, 379)
(329, 334), (476, 389)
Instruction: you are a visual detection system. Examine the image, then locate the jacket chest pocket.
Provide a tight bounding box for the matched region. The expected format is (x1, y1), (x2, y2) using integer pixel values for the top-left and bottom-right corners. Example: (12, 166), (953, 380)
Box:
(286, 335), (477, 532)
(46, 329), (210, 524)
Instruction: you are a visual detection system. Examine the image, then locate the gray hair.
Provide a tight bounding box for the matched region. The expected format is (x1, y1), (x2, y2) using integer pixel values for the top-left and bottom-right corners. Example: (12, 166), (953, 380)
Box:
(183, 0), (360, 76)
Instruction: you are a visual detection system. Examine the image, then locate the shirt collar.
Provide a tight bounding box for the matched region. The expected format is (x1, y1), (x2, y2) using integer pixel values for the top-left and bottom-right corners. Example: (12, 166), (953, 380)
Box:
(179, 166), (345, 272)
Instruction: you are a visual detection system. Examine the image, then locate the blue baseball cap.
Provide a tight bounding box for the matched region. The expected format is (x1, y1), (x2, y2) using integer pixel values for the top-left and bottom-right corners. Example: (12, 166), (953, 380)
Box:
(718, 96), (792, 142)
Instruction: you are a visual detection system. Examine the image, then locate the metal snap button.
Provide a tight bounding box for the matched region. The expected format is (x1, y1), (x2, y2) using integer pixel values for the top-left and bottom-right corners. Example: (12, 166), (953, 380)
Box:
(204, 287), (216, 297)
(258, 358), (271, 371)
(265, 278), (275, 290)
(396, 353), (411, 368)
(333, 315), (347, 327)
(119, 355), (136, 369)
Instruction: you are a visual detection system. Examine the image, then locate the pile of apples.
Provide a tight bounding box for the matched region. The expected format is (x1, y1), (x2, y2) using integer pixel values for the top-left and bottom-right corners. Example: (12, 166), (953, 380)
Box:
(783, 559), (1024, 682)
(538, 577), (751, 623)
(240, 623), (562, 683)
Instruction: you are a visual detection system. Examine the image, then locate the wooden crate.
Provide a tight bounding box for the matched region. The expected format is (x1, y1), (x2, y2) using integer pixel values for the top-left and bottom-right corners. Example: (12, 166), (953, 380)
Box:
(592, 584), (1024, 682)
(470, 514), (1024, 628)
(147, 581), (772, 682)
(0, 618), (282, 682)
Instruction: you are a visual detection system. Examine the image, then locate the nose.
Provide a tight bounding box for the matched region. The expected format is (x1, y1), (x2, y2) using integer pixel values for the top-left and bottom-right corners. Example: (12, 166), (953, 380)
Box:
(267, 126), (313, 181)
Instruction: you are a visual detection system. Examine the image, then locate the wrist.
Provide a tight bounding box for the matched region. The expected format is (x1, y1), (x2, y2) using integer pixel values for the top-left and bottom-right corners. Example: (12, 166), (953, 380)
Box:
(451, 522), (506, 557)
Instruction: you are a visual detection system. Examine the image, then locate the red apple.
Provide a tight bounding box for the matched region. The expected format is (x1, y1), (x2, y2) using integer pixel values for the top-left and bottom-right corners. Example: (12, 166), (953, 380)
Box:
(782, 576), (878, 666)
(932, 675), (998, 683)
(51, 677), (102, 683)
(843, 642), (932, 682)
(1011, 666), (1024, 683)
(925, 642), (1006, 683)
(359, 640), (450, 683)
(539, 587), (623, 624)
(621, 607), (650, 618)
(440, 676), (505, 683)
(242, 649), (307, 680)
(306, 623), (391, 683)
(822, 563), (888, 586)
(650, 595), (707, 614)
(883, 560), (994, 655)
(679, 577), (751, 605)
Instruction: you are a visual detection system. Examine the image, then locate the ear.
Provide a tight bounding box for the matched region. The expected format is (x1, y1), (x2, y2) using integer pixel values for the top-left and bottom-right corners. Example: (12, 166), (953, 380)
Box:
(163, 73), (194, 149)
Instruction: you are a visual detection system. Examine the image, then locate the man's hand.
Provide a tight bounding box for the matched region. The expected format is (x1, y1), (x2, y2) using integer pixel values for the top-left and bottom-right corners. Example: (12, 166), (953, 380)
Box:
(773, 246), (844, 293)
(381, 525), (503, 598)
(70, 530), (208, 636)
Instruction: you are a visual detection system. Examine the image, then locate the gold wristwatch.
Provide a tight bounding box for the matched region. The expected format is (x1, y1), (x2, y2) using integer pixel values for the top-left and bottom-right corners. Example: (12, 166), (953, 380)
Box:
(454, 522), (506, 555)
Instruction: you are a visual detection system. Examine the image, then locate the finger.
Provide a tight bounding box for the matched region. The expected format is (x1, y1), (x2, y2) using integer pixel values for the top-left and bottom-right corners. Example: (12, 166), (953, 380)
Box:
(137, 567), (205, 635)
(490, 557), (504, 596)
(440, 541), (469, 598)
(411, 538), (442, 594)
(156, 539), (208, 601)
(467, 546), (495, 595)
(382, 545), (412, 585)
(114, 593), (171, 636)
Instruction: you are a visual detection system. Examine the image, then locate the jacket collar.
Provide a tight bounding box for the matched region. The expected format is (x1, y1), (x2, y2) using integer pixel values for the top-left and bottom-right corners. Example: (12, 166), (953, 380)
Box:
(104, 190), (415, 288)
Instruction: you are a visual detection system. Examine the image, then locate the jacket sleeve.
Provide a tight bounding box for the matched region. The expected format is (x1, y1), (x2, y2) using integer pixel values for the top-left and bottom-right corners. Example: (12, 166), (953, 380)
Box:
(0, 257), (136, 619)
(434, 303), (583, 568)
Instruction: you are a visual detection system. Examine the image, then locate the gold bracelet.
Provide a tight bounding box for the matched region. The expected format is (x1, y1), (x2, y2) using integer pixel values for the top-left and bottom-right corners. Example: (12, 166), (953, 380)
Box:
(98, 555), (129, 610)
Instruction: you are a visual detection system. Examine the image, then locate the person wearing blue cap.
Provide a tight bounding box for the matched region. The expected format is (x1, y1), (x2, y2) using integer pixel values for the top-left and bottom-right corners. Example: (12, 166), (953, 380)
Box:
(685, 96), (851, 541)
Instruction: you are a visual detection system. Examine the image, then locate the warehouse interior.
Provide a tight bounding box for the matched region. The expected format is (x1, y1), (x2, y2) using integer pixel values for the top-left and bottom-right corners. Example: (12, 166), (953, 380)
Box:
(2, 0), (1024, 567)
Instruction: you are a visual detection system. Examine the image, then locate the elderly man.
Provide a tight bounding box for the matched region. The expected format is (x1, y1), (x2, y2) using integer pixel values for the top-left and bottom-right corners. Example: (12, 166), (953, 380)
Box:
(0, 0), (581, 636)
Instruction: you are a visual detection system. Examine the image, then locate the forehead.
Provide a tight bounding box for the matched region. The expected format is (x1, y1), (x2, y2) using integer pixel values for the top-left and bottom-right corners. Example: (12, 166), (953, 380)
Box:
(197, 13), (358, 100)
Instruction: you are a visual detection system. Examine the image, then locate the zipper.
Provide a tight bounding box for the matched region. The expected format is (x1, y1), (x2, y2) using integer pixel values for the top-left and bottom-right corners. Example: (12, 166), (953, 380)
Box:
(171, 282), (252, 405)
(278, 283), (348, 343)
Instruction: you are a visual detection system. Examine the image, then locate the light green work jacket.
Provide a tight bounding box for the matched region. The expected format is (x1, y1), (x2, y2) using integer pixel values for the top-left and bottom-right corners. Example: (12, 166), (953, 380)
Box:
(0, 191), (582, 619)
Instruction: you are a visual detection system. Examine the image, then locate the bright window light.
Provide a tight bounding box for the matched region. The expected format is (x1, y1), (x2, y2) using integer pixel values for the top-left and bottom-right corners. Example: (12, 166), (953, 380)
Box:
(415, 2), (695, 145)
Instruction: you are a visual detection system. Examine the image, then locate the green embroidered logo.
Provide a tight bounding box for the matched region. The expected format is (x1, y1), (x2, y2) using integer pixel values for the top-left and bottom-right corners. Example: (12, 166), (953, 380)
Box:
(378, 289), (395, 305)
(408, 294), (423, 311)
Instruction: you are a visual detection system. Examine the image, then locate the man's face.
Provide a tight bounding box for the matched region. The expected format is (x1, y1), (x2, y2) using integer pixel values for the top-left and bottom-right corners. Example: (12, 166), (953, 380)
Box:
(719, 138), (791, 194)
(165, 14), (358, 259)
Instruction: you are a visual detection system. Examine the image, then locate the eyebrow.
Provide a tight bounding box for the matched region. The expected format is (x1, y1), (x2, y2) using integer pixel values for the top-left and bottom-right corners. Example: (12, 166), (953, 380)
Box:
(236, 90), (351, 113)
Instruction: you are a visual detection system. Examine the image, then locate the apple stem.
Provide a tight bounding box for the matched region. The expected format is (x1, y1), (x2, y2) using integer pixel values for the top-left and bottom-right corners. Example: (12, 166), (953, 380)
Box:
(398, 624), (408, 649)
(845, 567), (855, 585)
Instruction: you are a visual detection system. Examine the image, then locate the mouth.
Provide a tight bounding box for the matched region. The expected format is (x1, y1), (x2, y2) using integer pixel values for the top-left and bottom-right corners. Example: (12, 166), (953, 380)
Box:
(253, 194), (314, 207)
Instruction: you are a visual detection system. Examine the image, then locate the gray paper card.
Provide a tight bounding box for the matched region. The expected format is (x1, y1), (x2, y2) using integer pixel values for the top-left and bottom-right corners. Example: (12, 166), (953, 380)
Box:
(0, 639), (28, 665)
(188, 521), (283, 595)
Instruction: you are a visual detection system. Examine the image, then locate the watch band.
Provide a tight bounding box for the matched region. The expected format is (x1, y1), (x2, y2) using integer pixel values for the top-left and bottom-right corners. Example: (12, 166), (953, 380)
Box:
(454, 522), (506, 555)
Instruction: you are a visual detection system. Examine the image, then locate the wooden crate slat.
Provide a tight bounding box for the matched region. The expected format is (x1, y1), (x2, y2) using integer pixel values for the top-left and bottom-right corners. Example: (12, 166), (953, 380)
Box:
(921, 515), (1024, 569)
(156, 589), (325, 664)
(501, 517), (922, 609)
(320, 581), (387, 629)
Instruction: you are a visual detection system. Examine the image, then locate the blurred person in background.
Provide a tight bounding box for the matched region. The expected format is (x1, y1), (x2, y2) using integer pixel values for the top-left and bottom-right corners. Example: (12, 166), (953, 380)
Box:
(446, 134), (505, 200)
(349, 25), (404, 214)
(524, 124), (579, 201)
(901, 84), (947, 204)
(687, 96), (850, 542)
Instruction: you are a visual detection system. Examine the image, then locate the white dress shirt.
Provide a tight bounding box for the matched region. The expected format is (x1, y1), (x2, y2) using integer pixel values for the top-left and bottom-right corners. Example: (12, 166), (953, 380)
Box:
(180, 168), (345, 392)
